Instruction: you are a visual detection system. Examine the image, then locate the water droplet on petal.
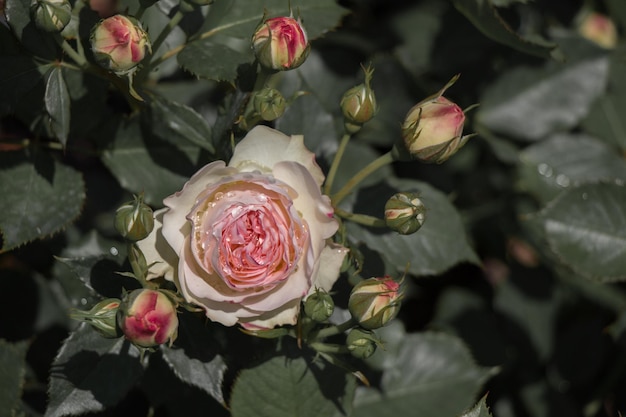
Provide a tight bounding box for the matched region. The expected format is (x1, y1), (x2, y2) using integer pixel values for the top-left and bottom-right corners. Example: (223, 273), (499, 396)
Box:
(555, 174), (570, 187)
(537, 163), (553, 178)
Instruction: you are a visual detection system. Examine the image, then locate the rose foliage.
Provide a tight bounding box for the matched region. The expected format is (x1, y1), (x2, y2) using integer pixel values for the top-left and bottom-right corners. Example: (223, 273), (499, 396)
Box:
(2, 0), (626, 417)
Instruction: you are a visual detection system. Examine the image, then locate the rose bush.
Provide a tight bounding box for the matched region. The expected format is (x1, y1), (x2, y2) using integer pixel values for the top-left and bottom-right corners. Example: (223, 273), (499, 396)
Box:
(138, 126), (347, 329)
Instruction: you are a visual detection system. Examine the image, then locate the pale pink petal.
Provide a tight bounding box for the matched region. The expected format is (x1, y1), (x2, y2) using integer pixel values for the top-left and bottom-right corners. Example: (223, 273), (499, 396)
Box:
(161, 161), (238, 254)
(136, 209), (177, 281)
(228, 126), (325, 187)
(308, 242), (349, 294)
(239, 299), (300, 329)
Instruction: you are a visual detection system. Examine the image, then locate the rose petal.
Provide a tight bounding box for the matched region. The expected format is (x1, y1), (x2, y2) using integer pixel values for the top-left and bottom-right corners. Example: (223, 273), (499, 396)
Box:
(228, 126), (325, 187)
(239, 299), (300, 329)
(136, 208), (177, 281)
(308, 242), (349, 294)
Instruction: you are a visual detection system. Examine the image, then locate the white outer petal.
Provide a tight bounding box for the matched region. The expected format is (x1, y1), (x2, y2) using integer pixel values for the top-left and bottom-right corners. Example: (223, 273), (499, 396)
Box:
(136, 208), (177, 281)
(308, 242), (349, 295)
(228, 126), (325, 187)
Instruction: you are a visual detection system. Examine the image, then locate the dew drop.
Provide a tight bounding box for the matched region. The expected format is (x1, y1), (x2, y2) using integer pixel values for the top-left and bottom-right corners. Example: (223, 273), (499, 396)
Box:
(36, 227), (42, 234)
(581, 193), (589, 200)
(615, 179), (625, 186)
(555, 174), (570, 187)
(109, 246), (119, 256)
(214, 192), (224, 200)
(80, 298), (87, 306)
(537, 163), (553, 178)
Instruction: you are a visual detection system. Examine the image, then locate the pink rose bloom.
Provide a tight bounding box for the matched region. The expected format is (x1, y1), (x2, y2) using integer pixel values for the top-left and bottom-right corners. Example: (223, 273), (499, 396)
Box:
(90, 14), (150, 72)
(252, 16), (310, 71)
(138, 126), (347, 329)
(119, 289), (179, 348)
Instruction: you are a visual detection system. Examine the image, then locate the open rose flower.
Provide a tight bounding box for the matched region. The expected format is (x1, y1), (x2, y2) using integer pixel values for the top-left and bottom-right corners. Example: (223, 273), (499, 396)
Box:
(138, 126), (347, 329)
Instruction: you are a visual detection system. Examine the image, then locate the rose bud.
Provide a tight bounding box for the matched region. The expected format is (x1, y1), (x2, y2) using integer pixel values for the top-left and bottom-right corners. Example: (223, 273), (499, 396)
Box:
(31, 0), (72, 32)
(303, 288), (334, 323)
(401, 75), (475, 164)
(114, 194), (154, 242)
(384, 192), (426, 235)
(252, 16), (310, 71)
(340, 64), (377, 132)
(348, 276), (403, 330)
(346, 327), (379, 359)
(578, 12), (617, 49)
(118, 289), (178, 348)
(90, 14), (151, 73)
(252, 87), (287, 121)
(70, 298), (122, 338)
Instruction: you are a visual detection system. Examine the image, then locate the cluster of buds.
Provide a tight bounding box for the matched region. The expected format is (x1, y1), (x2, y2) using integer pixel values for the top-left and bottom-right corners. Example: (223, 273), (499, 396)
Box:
(400, 74), (474, 164)
(384, 192), (426, 235)
(340, 64), (377, 133)
(31, 0), (72, 32)
(252, 15), (310, 71)
(90, 14), (151, 73)
(72, 289), (179, 348)
(114, 193), (154, 242)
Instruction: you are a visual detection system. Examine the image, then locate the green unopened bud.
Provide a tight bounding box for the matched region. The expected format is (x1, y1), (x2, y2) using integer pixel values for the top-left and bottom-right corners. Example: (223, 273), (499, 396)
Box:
(70, 298), (122, 338)
(31, 0), (72, 32)
(303, 289), (334, 322)
(384, 192), (426, 235)
(348, 276), (403, 330)
(346, 328), (379, 359)
(252, 87), (286, 121)
(118, 289), (178, 348)
(115, 194), (154, 242)
(340, 64), (377, 131)
(401, 74), (475, 164)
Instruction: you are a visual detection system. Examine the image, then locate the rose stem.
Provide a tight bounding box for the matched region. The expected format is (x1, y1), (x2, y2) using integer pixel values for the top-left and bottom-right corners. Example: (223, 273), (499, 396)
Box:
(324, 132), (351, 196)
(333, 207), (386, 228)
(331, 151), (394, 206)
(311, 318), (356, 341)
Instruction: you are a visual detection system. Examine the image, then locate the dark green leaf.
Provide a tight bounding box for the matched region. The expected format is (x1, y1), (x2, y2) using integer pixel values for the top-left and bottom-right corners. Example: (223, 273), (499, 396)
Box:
(143, 95), (215, 153)
(230, 353), (356, 417)
(4, 0), (57, 58)
(452, 0), (562, 60)
(533, 182), (626, 282)
(0, 339), (29, 417)
(160, 312), (227, 405)
(100, 117), (203, 206)
(348, 178), (479, 277)
(178, 42), (252, 83)
(0, 57), (48, 117)
(477, 52), (609, 141)
(351, 331), (494, 417)
(459, 395), (492, 417)
(518, 133), (626, 204)
(44, 67), (71, 148)
(0, 151), (86, 251)
(605, 0), (626, 31)
(47, 324), (143, 417)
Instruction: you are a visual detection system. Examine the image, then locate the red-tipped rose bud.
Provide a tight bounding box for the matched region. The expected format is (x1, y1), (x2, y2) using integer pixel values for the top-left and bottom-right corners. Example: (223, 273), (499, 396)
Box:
(31, 0), (72, 32)
(252, 16), (310, 71)
(118, 289), (178, 348)
(348, 276), (402, 330)
(340, 64), (377, 132)
(401, 75), (474, 164)
(578, 11), (617, 49)
(114, 194), (154, 242)
(384, 192), (426, 235)
(90, 14), (151, 73)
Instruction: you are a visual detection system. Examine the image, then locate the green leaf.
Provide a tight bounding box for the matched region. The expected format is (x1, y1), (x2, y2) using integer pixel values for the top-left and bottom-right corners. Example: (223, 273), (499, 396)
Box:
(160, 312), (227, 405)
(4, 0), (57, 58)
(0, 339), (29, 417)
(44, 66), (71, 148)
(348, 178), (479, 277)
(451, 0), (562, 60)
(605, 0), (626, 31)
(0, 56), (48, 117)
(178, 0), (347, 81)
(47, 324), (143, 417)
(143, 95), (215, 153)
(477, 48), (609, 141)
(532, 182), (626, 282)
(230, 352), (356, 417)
(351, 331), (494, 417)
(0, 151), (86, 251)
(100, 117), (203, 206)
(459, 395), (492, 417)
(518, 133), (626, 204)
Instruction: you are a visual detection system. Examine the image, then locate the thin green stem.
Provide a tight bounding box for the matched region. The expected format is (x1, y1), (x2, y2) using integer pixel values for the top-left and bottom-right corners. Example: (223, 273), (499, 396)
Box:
(324, 133), (351, 195)
(151, 9), (186, 60)
(312, 318), (356, 341)
(55, 34), (88, 68)
(332, 151), (394, 206)
(309, 342), (350, 355)
(334, 207), (386, 228)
